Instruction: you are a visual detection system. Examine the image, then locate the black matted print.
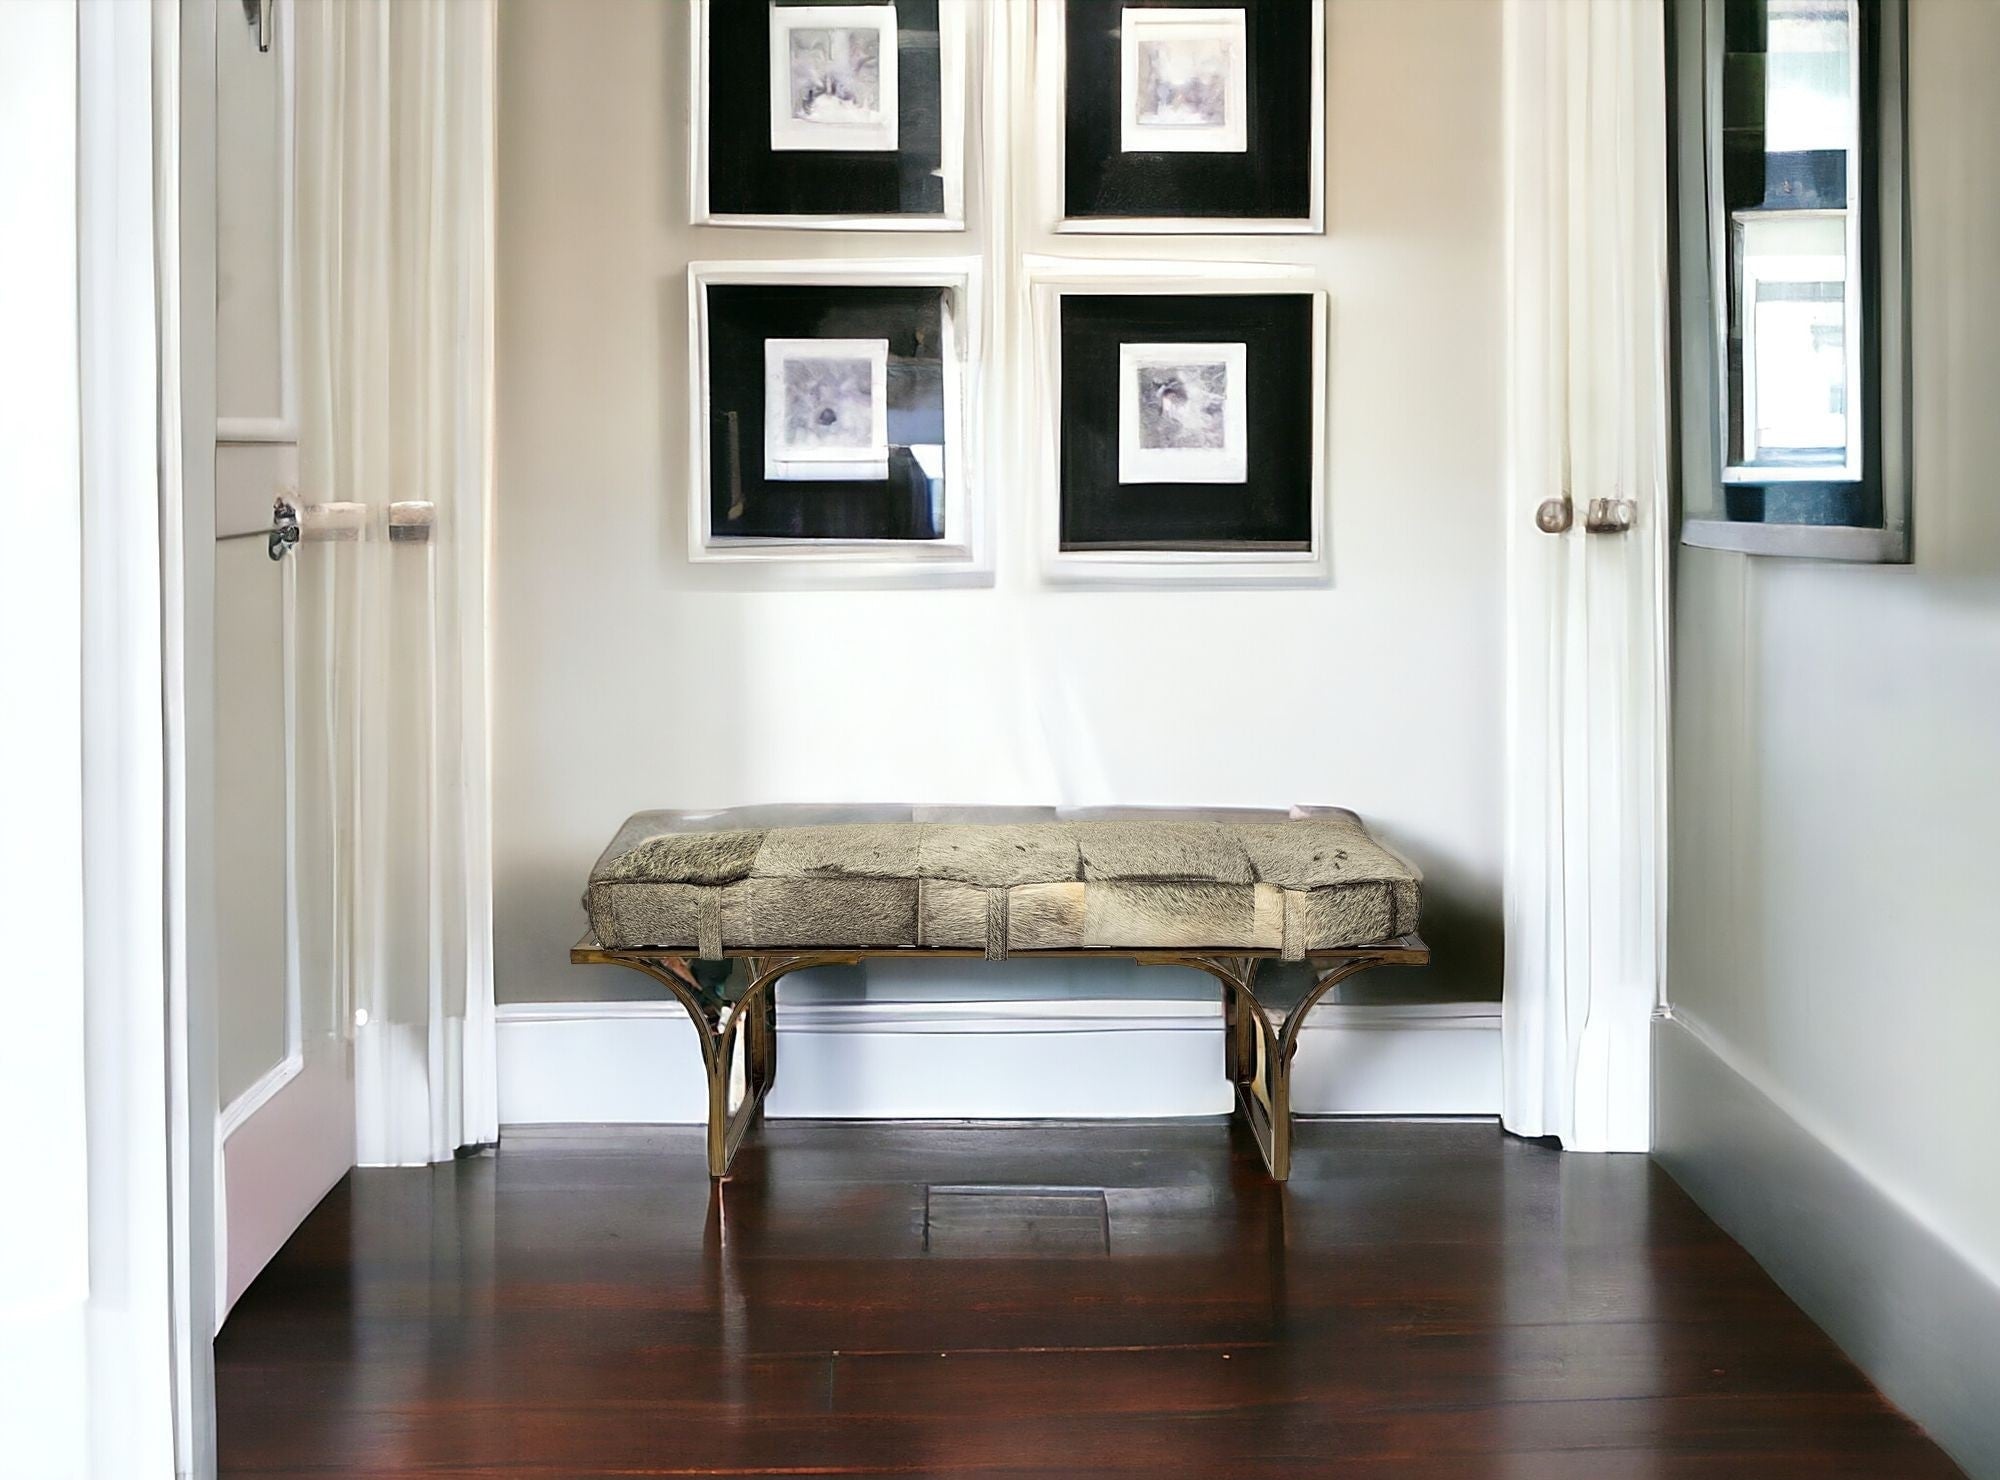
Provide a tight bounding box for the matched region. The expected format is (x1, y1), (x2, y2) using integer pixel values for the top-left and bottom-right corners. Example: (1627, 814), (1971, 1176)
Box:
(706, 283), (949, 542)
(708, 0), (945, 218)
(1060, 294), (1314, 550)
(1065, 0), (1316, 222)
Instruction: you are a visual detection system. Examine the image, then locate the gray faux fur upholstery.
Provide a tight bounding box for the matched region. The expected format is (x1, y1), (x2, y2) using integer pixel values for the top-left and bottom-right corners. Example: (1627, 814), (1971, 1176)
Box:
(738, 876), (918, 948)
(1237, 817), (1395, 889)
(916, 879), (989, 949)
(1081, 881), (1278, 949)
(597, 829), (764, 886)
(752, 824), (923, 880)
(1076, 821), (1255, 884)
(584, 807), (1420, 960)
(1005, 882), (1088, 951)
(915, 823), (1080, 886)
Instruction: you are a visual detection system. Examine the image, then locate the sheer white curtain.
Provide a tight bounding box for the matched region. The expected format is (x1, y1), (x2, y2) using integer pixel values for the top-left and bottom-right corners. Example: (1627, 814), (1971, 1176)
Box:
(1500, 0), (1672, 1152)
(294, 0), (499, 1166)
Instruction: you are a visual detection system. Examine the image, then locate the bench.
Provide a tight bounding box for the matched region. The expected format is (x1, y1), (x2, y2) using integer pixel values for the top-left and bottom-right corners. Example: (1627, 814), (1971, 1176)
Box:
(573, 805), (1428, 1181)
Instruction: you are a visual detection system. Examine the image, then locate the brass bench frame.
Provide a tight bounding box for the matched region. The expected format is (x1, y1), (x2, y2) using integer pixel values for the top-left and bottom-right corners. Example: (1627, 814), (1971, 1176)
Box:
(571, 933), (1430, 1182)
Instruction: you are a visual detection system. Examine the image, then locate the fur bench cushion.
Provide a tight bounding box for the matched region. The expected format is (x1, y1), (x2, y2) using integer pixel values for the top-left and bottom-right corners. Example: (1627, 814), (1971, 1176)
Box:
(584, 806), (1420, 961)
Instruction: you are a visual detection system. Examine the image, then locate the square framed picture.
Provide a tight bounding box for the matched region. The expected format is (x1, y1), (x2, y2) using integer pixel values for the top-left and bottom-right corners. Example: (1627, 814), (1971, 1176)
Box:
(1027, 261), (1326, 585)
(689, 259), (984, 577)
(1117, 342), (1248, 484)
(1119, 8), (1248, 154)
(1037, 0), (1325, 234)
(768, 6), (900, 153)
(691, 0), (970, 231)
(763, 338), (891, 481)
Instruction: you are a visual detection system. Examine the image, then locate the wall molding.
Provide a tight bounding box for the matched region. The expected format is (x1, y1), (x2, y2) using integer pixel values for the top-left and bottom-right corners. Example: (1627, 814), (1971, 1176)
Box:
(498, 997), (1502, 1126)
(1654, 1011), (2000, 1477)
(216, 1050), (303, 1142)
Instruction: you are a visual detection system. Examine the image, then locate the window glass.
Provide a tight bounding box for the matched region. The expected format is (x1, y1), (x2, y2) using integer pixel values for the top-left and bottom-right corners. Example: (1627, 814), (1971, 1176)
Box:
(1722, 0), (1860, 485)
(1766, 0), (1852, 152)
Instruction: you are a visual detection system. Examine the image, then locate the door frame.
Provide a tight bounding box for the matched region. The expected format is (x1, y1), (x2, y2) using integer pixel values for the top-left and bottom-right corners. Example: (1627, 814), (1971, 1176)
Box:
(166, 0), (221, 1469)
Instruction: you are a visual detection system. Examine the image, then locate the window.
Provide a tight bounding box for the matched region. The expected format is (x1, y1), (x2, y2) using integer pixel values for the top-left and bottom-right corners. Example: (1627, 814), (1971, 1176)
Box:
(1669, 0), (1910, 560)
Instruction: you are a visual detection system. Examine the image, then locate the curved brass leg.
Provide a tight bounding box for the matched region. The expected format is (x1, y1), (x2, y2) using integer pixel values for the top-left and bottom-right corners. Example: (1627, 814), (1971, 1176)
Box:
(589, 952), (852, 1178)
(1160, 954), (1287, 1180)
(1169, 952), (1397, 1182)
(1170, 955), (1270, 1092)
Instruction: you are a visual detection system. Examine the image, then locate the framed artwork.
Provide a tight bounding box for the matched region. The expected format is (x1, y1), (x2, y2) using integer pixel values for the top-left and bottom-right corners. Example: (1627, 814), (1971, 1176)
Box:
(1117, 341), (1248, 483)
(763, 338), (892, 480)
(1027, 260), (1327, 584)
(687, 259), (984, 575)
(767, 6), (900, 153)
(1037, 0), (1325, 234)
(1119, 8), (1247, 154)
(691, 0), (969, 231)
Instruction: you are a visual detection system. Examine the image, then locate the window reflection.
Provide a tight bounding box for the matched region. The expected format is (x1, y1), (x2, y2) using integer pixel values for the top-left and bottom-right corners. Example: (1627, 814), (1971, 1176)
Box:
(1767, 0), (1853, 152)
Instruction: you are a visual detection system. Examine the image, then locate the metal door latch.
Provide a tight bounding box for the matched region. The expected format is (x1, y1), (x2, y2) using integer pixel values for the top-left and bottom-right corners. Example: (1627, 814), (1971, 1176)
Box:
(241, 0), (272, 53)
(1584, 497), (1636, 534)
(269, 495), (299, 561)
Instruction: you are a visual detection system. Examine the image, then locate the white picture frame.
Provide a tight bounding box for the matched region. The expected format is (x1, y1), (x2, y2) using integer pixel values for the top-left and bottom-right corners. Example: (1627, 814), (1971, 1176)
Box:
(688, 259), (986, 581)
(768, 4), (901, 154)
(1025, 257), (1328, 586)
(689, 0), (972, 231)
(763, 337), (892, 481)
(1117, 341), (1249, 484)
(1118, 7), (1248, 155)
(1034, 0), (1326, 235)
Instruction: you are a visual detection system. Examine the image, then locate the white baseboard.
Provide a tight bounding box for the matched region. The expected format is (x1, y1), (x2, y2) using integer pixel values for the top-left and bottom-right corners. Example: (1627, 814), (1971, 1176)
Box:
(1655, 1011), (2000, 1478)
(497, 995), (1501, 1125)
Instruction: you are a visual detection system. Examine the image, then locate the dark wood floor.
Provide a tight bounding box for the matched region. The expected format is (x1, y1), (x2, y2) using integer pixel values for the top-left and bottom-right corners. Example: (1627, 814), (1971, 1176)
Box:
(216, 1119), (1963, 1479)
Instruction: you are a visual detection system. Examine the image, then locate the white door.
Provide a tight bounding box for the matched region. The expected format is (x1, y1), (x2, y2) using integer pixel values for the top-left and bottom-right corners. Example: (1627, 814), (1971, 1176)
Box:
(209, 0), (353, 1323)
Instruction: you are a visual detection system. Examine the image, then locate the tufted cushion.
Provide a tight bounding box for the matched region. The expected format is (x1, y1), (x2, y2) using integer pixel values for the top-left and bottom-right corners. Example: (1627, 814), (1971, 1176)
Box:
(584, 805), (1420, 961)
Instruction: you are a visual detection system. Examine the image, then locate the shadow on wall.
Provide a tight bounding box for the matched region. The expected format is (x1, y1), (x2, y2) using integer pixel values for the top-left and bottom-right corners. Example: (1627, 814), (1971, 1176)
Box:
(1357, 823), (1502, 1004)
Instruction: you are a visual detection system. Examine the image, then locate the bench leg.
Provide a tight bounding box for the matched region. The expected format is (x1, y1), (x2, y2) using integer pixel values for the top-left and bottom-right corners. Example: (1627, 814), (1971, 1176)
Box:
(1182, 957), (1292, 1181)
(1220, 965), (1248, 1085)
(748, 973), (778, 1102)
(583, 952), (841, 1179)
(1228, 968), (1294, 1182)
(1190, 953), (1401, 1183)
(705, 955), (830, 1177)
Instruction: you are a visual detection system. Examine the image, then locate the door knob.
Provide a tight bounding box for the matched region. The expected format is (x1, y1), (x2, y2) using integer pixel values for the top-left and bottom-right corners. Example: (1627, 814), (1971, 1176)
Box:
(1535, 497), (1573, 534)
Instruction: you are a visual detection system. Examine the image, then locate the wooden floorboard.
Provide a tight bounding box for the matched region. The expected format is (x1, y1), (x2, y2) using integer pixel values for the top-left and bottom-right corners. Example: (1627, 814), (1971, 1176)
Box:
(215, 1119), (1965, 1478)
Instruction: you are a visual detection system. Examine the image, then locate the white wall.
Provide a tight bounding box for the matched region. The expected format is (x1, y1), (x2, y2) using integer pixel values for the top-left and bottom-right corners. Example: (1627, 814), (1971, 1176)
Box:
(493, 0), (1506, 1006)
(1662, 1), (2000, 1469)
